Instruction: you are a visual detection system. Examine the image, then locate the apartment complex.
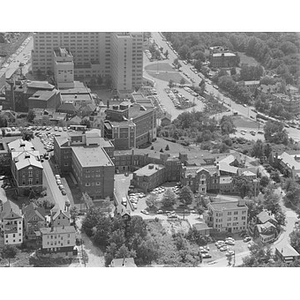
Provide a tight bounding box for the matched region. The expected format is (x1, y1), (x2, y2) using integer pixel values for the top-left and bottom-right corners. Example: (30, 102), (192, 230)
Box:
(54, 129), (115, 199)
(205, 200), (248, 233)
(0, 200), (23, 245)
(8, 139), (43, 195)
(32, 32), (143, 93)
(103, 101), (157, 150)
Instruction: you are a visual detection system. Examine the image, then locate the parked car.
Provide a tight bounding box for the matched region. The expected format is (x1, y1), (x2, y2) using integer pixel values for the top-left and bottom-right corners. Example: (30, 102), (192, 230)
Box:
(243, 237), (252, 243)
(61, 189), (67, 195)
(157, 210), (164, 214)
(201, 253), (212, 259)
(141, 209), (149, 215)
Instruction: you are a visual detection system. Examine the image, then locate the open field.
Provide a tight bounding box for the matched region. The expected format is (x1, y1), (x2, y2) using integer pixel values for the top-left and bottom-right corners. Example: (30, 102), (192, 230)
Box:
(146, 70), (188, 84)
(237, 52), (260, 66)
(145, 62), (174, 72)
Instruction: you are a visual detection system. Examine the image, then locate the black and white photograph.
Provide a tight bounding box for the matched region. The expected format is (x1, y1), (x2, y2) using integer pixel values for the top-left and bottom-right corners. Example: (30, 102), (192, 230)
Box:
(0, 1), (299, 299)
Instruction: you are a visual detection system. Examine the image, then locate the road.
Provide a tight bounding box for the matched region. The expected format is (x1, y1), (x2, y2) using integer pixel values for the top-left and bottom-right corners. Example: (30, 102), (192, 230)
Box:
(0, 35), (33, 82)
(151, 32), (300, 142)
(31, 135), (68, 210)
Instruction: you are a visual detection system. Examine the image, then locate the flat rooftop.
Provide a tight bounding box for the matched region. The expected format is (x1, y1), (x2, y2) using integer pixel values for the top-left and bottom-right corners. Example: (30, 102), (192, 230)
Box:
(209, 201), (247, 211)
(134, 163), (165, 177)
(61, 93), (92, 102)
(29, 90), (58, 101)
(72, 146), (114, 167)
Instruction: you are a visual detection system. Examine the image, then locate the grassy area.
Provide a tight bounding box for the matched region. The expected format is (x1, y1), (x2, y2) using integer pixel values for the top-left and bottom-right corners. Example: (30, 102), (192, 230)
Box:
(237, 52), (260, 66)
(232, 115), (259, 129)
(146, 70), (188, 84)
(145, 62), (174, 72)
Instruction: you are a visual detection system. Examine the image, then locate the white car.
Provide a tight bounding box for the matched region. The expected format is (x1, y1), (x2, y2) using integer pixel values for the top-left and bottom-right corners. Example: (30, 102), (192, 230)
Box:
(141, 209), (149, 215)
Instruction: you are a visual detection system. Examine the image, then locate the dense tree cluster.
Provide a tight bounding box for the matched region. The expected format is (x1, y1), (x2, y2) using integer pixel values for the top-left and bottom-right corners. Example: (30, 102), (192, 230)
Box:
(163, 32), (300, 87)
(264, 121), (289, 145)
(82, 208), (159, 266)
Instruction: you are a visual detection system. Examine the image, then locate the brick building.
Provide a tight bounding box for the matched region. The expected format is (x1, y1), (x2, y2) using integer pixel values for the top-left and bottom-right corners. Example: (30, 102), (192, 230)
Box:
(8, 139), (43, 195)
(103, 102), (157, 150)
(54, 129), (115, 199)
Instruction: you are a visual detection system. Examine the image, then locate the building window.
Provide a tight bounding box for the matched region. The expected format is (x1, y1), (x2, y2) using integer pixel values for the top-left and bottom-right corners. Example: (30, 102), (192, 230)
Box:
(85, 183), (90, 186)
(234, 211), (238, 215)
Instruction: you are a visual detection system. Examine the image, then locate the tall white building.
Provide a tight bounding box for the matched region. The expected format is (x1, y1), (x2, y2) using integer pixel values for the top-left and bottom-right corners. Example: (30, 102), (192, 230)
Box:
(32, 32), (143, 93)
(53, 47), (74, 89)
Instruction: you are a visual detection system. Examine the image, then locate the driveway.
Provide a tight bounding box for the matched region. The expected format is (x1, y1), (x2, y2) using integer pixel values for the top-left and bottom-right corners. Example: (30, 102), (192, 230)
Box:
(75, 217), (105, 267)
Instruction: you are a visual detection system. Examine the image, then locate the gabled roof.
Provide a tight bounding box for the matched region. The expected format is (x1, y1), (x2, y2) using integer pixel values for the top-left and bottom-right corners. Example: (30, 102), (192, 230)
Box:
(256, 222), (276, 233)
(40, 225), (75, 235)
(15, 154), (43, 170)
(8, 139), (35, 152)
(0, 200), (22, 219)
(51, 206), (70, 221)
(23, 202), (45, 222)
(257, 210), (277, 224)
(279, 152), (300, 171)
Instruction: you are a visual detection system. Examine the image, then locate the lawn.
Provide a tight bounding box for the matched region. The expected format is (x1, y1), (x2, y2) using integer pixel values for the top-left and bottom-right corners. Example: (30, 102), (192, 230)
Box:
(237, 52), (260, 66)
(145, 62), (174, 72)
(146, 70), (188, 84)
(232, 115), (259, 129)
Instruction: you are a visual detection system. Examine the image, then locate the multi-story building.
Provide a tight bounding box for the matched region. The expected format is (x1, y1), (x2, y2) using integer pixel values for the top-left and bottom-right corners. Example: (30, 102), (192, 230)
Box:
(275, 151), (300, 181)
(23, 202), (46, 240)
(39, 225), (76, 257)
(54, 129), (115, 199)
(131, 163), (166, 192)
(209, 47), (238, 68)
(205, 200), (248, 233)
(32, 32), (143, 93)
(0, 200), (23, 245)
(5, 80), (56, 112)
(8, 139), (43, 195)
(53, 47), (74, 89)
(28, 89), (61, 110)
(103, 102), (156, 150)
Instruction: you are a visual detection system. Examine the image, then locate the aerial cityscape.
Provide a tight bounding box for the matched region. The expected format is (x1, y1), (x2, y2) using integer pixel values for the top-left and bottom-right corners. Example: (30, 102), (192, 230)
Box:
(1, 31), (300, 267)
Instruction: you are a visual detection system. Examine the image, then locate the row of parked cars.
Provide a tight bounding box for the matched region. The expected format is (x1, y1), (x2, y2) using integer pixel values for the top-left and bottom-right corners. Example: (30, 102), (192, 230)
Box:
(55, 175), (66, 195)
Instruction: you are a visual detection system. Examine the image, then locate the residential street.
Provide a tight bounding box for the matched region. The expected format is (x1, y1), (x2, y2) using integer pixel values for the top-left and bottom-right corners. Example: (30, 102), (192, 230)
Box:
(31, 136), (68, 210)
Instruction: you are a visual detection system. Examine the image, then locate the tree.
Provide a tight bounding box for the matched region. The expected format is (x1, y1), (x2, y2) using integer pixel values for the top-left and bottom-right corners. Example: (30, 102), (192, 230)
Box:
(260, 176), (270, 188)
(232, 175), (254, 199)
(168, 79), (174, 88)
(242, 242), (272, 267)
(135, 238), (159, 265)
(290, 223), (300, 253)
(165, 144), (170, 151)
(179, 186), (194, 206)
(108, 229), (126, 249)
(146, 194), (158, 210)
(1, 245), (17, 267)
(164, 49), (169, 58)
(80, 119), (91, 128)
(161, 189), (176, 208)
(251, 140), (265, 159)
(70, 206), (79, 223)
(180, 78), (185, 85)
(22, 130), (34, 141)
(82, 207), (104, 237)
(0, 114), (8, 127)
(93, 215), (112, 247)
(115, 244), (136, 260)
(27, 110), (36, 123)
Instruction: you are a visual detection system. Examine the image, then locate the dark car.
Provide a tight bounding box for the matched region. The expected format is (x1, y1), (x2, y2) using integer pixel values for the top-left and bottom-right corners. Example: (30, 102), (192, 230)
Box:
(61, 189), (67, 195)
